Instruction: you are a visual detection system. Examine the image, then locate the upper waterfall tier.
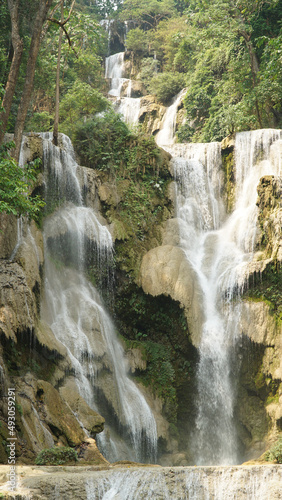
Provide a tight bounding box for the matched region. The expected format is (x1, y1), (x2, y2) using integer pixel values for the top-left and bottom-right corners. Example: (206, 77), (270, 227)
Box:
(105, 52), (141, 125)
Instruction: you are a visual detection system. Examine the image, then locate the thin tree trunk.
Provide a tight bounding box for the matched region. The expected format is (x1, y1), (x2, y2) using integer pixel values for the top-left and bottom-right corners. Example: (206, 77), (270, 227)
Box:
(239, 29), (262, 127)
(52, 0), (75, 145)
(53, 0), (64, 146)
(13, 0), (53, 161)
(0, 0), (23, 146)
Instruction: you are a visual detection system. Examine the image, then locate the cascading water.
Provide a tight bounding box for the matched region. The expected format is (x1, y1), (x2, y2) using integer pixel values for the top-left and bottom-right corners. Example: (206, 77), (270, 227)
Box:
(105, 52), (141, 125)
(167, 129), (282, 465)
(40, 132), (157, 463)
(155, 89), (186, 147)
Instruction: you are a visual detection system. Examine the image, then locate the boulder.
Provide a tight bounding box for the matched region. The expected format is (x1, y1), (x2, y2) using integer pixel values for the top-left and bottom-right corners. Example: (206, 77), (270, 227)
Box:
(120, 80), (147, 98)
(36, 380), (86, 446)
(139, 95), (166, 136)
(0, 213), (18, 259)
(59, 379), (105, 436)
(140, 245), (204, 347)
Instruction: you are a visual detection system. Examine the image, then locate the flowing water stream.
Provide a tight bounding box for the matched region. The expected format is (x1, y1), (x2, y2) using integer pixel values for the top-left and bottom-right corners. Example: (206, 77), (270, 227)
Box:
(105, 52), (141, 125)
(169, 130), (282, 464)
(40, 132), (157, 463)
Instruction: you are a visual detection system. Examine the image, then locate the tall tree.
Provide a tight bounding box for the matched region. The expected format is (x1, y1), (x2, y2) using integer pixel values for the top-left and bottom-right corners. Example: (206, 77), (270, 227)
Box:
(13, 0), (54, 161)
(51, 0), (76, 145)
(120, 0), (176, 30)
(0, 0), (23, 145)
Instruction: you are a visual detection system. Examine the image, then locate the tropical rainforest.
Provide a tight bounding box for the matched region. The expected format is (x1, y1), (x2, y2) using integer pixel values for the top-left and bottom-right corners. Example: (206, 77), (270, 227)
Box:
(1, 0), (282, 160)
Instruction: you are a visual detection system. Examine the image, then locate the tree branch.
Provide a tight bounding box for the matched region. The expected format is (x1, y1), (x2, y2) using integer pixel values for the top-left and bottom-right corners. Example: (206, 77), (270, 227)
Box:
(47, 17), (78, 57)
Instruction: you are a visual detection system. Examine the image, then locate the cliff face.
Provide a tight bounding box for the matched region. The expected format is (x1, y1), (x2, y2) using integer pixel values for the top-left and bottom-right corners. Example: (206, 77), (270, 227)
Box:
(238, 173), (282, 457)
(0, 132), (281, 466)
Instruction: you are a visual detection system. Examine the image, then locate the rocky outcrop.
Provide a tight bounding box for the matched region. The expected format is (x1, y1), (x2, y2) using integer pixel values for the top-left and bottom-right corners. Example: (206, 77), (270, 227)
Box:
(256, 175), (282, 262)
(140, 244), (204, 347)
(120, 79), (147, 98)
(139, 95), (166, 136)
(236, 169), (282, 457)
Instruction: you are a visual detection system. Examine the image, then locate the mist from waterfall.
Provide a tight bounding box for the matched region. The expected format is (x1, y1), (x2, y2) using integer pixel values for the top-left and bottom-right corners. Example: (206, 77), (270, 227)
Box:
(40, 132), (157, 463)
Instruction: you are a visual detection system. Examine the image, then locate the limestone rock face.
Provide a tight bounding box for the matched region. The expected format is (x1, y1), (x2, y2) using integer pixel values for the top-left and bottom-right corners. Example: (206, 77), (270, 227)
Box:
(256, 175), (282, 262)
(0, 261), (37, 341)
(0, 213), (18, 259)
(36, 380), (86, 446)
(13, 373), (104, 461)
(140, 244), (203, 346)
(139, 95), (166, 136)
(120, 79), (147, 98)
(240, 300), (282, 444)
(60, 379), (105, 436)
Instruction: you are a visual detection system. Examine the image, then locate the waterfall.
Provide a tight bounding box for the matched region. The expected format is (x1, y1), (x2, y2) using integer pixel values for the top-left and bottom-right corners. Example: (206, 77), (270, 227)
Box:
(83, 465), (282, 499)
(170, 129), (282, 464)
(155, 89), (186, 147)
(105, 52), (141, 125)
(41, 133), (157, 463)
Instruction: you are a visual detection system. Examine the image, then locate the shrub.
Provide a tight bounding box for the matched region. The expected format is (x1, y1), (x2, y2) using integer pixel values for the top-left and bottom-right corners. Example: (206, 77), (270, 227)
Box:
(35, 447), (78, 465)
(0, 141), (45, 220)
(73, 111), (131, 171)
(265, 437), (282, 463)
(126, 28), (149, 55)
(139, 57), (160, 89)
(148, 71), (186, 104)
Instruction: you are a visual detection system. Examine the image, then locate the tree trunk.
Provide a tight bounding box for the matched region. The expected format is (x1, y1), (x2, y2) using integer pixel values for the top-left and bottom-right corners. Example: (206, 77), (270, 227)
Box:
(0, 0), (23, 146)
(53, 1), (64, 146)
(239, 29), (262, 128)
(13, 0), (53, 162)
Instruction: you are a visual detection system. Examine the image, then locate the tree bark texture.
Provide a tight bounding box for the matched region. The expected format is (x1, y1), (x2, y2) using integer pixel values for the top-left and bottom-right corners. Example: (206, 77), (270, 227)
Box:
(53, 1), (64, 146)
(13, 0), (53, 161)
(0, 0), (23, 146)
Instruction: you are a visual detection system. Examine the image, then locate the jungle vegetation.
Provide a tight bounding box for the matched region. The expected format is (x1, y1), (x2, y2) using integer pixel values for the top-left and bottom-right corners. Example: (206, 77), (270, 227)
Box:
(0, 0), (281, 210)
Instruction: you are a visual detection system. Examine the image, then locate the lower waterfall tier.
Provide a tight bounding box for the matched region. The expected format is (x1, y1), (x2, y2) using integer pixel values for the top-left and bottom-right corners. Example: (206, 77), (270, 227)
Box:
(1, 464), (281, 499)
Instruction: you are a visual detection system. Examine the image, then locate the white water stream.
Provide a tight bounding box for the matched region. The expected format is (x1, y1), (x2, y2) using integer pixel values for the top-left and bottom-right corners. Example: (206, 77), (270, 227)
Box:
(40, 132), (157, 462)
(168, 129), (282, 465)
(105, 52), (141, 125)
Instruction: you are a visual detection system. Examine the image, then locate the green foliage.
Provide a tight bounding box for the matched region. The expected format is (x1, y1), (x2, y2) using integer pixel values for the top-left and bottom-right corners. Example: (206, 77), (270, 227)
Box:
(35, 447), (78, 465)
(173, 0), (282, 141)
(114, 280), (194, 423)
(0, 141), (45, 220)
(74, 113), (171, 266)
(25, 5), (108, 135)
(138, 58), (160, 89)
(265, 436), (282, 463)
(120, 0), (176, 30)
(148, 71), (186, 104)
(149, 16), (187, 70)
(25, 111), (53, 133)
(142, 341), (177, 414)
(59, 82), (109, 139)
(126, 28), (149, 55)
(73, 111), (131, 170)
